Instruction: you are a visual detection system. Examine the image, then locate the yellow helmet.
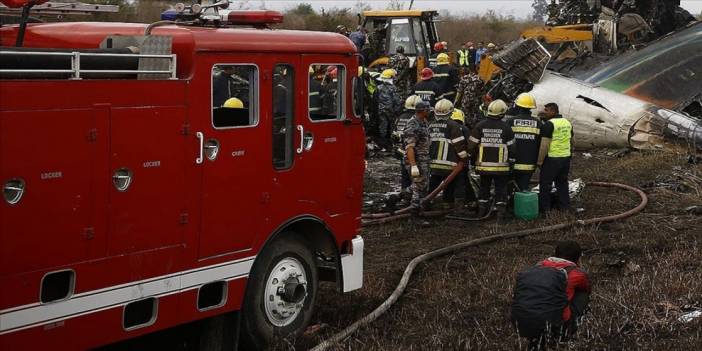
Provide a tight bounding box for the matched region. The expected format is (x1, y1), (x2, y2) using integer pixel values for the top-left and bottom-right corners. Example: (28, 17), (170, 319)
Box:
(223, 97), (244, 109)
(380, 68), (396, 79)
(487, 99), (508, 117)
(404, 95), (422, 110)
(451, 109), (465, 123)
(434, 99), (454, 117)
(515, 92), (536, 109)
(437, 53), (450, 65)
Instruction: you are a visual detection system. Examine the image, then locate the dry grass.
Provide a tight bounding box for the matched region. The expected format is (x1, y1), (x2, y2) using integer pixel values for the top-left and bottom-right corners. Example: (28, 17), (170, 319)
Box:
(279, 149), (702, 350)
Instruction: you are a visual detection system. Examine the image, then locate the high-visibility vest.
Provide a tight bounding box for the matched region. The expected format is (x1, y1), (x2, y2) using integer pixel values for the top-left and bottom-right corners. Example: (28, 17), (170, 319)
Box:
(457, 50), (469, 67)
(548, 117), (573, 158)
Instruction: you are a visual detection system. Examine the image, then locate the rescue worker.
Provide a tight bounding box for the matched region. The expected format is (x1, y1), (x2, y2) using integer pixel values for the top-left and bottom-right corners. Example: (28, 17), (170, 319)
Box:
(388, 45), (411, 99)
(376, 68), (403, 151)
(394, 95), (423, 205)
(335, 24), (349, 37)
(505, 92), (542, 193)
(467, 99), (515, 219)
(349, 25), (366, 52)
(321, 66), (339, 117)
(404, 100), (432, 210)
(467, 42), (477, 72)
(456, 42), (472, 75)
(451, 108), (479, 211)
(367, 25), (387, 63)
(429, 41), (446, 68)
(454, 69), (485, 129)
(537, 102), (574, 212)
(475, 42), (487, 67)
(308, 66), (323, 116)
(486, 42), (497, 54)
(428, 99), (470, 209)
(511, 240), (591, 350)
(433, 53), (460, 101)
(413, 68), (441, 108)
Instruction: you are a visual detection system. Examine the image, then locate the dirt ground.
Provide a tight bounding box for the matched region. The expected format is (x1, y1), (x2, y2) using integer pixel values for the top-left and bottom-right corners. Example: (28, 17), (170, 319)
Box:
(283, 148), (702, 351)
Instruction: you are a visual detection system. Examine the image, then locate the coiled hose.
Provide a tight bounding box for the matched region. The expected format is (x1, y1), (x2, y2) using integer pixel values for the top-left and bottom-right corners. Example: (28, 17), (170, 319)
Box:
(311, 182), (647, 351)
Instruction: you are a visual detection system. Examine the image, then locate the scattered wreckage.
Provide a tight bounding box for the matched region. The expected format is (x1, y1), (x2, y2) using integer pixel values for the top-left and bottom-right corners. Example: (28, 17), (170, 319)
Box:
(486, 1), (701, 151)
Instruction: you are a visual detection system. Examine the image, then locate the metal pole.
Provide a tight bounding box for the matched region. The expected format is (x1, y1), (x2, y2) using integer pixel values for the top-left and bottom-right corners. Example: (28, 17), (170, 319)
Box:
(15, 3), (33, 47)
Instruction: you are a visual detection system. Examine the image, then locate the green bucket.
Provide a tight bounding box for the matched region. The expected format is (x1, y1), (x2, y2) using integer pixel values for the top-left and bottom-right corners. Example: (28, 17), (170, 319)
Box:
(514, 191), (539, 220)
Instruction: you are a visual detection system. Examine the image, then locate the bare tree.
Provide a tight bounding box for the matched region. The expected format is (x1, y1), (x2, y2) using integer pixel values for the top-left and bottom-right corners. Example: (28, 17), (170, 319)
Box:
(353, 0), (372, 13)
(531, 0), (549, 22)
(387, 0), (404, 11)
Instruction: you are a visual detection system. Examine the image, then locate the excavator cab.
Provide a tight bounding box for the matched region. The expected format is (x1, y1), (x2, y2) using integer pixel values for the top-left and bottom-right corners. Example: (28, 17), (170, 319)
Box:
(360, 10), (439, 80)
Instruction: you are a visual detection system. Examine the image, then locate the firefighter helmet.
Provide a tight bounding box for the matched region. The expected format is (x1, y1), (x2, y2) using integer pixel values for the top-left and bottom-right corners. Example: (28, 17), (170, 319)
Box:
(451, 109), (465, 124)
(380, 68), (396, 79)
(223, 97), (244, 109)
(326, 66), (338, 79)
(434, 99), (454, 117)
(420, 67), (434, 80)
(433, 42), (444, 52)
(487, 42), (496, 49)
(405, 95), (422, 110)
(437, 53), (450, 65)
(487, 99), (508, 117)
(515, 92), (537, 109)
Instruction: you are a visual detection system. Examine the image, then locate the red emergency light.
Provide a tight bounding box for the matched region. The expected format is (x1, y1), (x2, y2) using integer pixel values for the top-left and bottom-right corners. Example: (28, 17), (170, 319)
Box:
(225, 10), (283, 25)
(1, 0), (49, 8)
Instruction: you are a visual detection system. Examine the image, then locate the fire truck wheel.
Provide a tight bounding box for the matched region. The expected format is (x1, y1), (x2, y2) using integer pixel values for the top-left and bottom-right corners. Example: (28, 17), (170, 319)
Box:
(240, 234), (318, 349)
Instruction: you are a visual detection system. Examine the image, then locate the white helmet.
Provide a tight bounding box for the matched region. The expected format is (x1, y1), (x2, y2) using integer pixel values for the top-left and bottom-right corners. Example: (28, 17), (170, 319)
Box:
(405, 95), (422, 110)
(434, 99), (455, 117)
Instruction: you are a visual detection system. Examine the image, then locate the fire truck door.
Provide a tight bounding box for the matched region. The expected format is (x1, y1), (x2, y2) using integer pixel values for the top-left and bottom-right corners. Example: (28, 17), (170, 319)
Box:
(198, 63), (262, 258)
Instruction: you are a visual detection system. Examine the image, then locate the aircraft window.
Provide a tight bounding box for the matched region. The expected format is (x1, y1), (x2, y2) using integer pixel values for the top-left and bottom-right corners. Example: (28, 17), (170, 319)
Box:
(308, 64), (345, 121)
(211, 64), (258, 128)
(273, 64), (295, 169)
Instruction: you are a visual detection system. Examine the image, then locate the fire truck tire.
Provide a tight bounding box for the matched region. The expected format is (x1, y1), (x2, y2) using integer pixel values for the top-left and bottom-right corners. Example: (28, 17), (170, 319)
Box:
(240, 234), (318, 349)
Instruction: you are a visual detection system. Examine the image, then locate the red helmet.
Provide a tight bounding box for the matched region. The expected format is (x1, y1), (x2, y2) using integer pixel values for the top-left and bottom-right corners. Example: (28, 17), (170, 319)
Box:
(420, 67), (434, 80)
(326, 66), (338, 78)
(433, 42), (444, 52)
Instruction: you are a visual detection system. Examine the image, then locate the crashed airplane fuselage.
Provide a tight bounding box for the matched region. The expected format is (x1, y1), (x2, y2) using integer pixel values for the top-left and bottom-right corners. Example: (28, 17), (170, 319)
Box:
(528, 21), (702, 150)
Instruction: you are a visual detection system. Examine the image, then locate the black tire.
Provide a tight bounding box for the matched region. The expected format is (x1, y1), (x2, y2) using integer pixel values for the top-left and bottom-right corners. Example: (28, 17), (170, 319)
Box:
(240, 234), (318, 349)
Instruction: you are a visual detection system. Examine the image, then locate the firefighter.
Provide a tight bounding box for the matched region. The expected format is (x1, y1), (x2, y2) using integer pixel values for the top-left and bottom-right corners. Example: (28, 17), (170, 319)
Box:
(403, 100), (432, 210)
(413, 68), (441, 108)
(308, 66), (323, 116)
(376, 68), (403, 151)
(450, 108), (479, 211)
(467, 99), (515, 219)
(537, 102), (574, 212)
(433, 53), (460, 102)
(394, 95), (423, 205)
(454, 69), (485, 129)
(388, 45), (411, 100)
(428, 99), (470, 209)
(321, 66), (339, 116)
(428, 41), (446, 68)
(505, 92), (542, 194)
(456, 42), (472, 75)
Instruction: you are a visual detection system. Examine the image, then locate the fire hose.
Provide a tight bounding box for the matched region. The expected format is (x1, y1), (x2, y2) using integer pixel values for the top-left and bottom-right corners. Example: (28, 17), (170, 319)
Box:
(311, 182), (648, 351)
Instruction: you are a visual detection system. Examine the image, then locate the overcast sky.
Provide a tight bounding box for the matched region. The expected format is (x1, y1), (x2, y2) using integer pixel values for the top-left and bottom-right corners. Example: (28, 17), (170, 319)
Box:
(252, 1), (702, 18)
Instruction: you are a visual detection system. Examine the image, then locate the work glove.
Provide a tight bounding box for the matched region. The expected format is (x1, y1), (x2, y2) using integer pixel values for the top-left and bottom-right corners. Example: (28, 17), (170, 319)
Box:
(411, 165), (420, 178)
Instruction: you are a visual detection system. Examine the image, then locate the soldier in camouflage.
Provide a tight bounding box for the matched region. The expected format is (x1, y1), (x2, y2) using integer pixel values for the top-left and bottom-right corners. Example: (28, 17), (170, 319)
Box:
(376, 69), (403, 150)
(454, 70), (485, 129)
(403, 100), (432, 210)
(388, 46), (411, 99)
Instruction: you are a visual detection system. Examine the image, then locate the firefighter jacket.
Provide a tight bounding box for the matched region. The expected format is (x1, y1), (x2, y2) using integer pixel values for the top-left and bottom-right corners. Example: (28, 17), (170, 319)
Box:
(309, 77), (323, 113)
(505, 112), (542, 172)
(433, 64), (460, 100)
(413, 80), (441, 107)
(468, 118), (515, 175)
(428, 53), (439, 68)
(429, 117), (469, 175)
(376, 80), (402, 115)
(403, 116), (431, 165)
(321, 79), (339, 115)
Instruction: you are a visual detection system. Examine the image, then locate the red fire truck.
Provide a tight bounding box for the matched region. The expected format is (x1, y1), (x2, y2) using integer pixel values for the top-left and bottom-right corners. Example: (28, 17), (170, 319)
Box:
(0, 1), (365, 349)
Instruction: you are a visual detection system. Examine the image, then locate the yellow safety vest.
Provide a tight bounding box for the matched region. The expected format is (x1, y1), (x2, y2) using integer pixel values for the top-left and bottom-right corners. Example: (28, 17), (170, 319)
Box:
(548, 117), (572, 158)
(457, 50), (469, 67)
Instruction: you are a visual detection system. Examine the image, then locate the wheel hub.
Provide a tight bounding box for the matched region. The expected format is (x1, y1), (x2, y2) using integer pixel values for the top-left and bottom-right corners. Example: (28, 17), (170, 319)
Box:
(263, 257), (308, 327)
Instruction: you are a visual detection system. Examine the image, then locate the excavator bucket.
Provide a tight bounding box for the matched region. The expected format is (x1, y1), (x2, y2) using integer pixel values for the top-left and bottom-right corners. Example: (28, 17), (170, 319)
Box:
(490, 38), (551, 84)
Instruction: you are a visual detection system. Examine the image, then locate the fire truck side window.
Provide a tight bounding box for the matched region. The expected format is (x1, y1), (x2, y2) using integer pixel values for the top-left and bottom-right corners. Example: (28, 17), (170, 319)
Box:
(309, 64), (345, 121)
(212, 64), (257, 128)
(272, 64), (295, 169)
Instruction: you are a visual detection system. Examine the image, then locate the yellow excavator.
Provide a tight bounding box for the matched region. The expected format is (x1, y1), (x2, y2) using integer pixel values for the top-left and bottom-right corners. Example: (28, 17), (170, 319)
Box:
(360, 9), (440, 82)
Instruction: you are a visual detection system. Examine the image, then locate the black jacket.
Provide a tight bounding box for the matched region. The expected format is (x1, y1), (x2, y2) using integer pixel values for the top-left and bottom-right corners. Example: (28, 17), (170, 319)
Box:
(413, 80), (441, 107)
(428, 117), (469, 175)
(505, 111), (542, 172)
(468, 118), (516, 175)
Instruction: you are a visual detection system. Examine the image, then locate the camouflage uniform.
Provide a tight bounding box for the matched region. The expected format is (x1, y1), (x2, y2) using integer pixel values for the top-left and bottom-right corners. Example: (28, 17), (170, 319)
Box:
(455, 72), (485, 128)
(376, 80), (402, 149)
(388, 52), (411, 99)
(403, 116), (431, 208)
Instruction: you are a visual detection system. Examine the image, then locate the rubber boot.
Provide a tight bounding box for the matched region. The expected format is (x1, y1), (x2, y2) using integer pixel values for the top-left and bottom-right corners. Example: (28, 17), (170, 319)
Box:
(496, 202), (508, 221)
(478, 200), (490, 218)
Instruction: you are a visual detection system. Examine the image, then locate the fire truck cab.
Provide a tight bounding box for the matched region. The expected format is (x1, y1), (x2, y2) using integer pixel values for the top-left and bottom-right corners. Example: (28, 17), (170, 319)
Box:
(0, 7), (365, 350)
